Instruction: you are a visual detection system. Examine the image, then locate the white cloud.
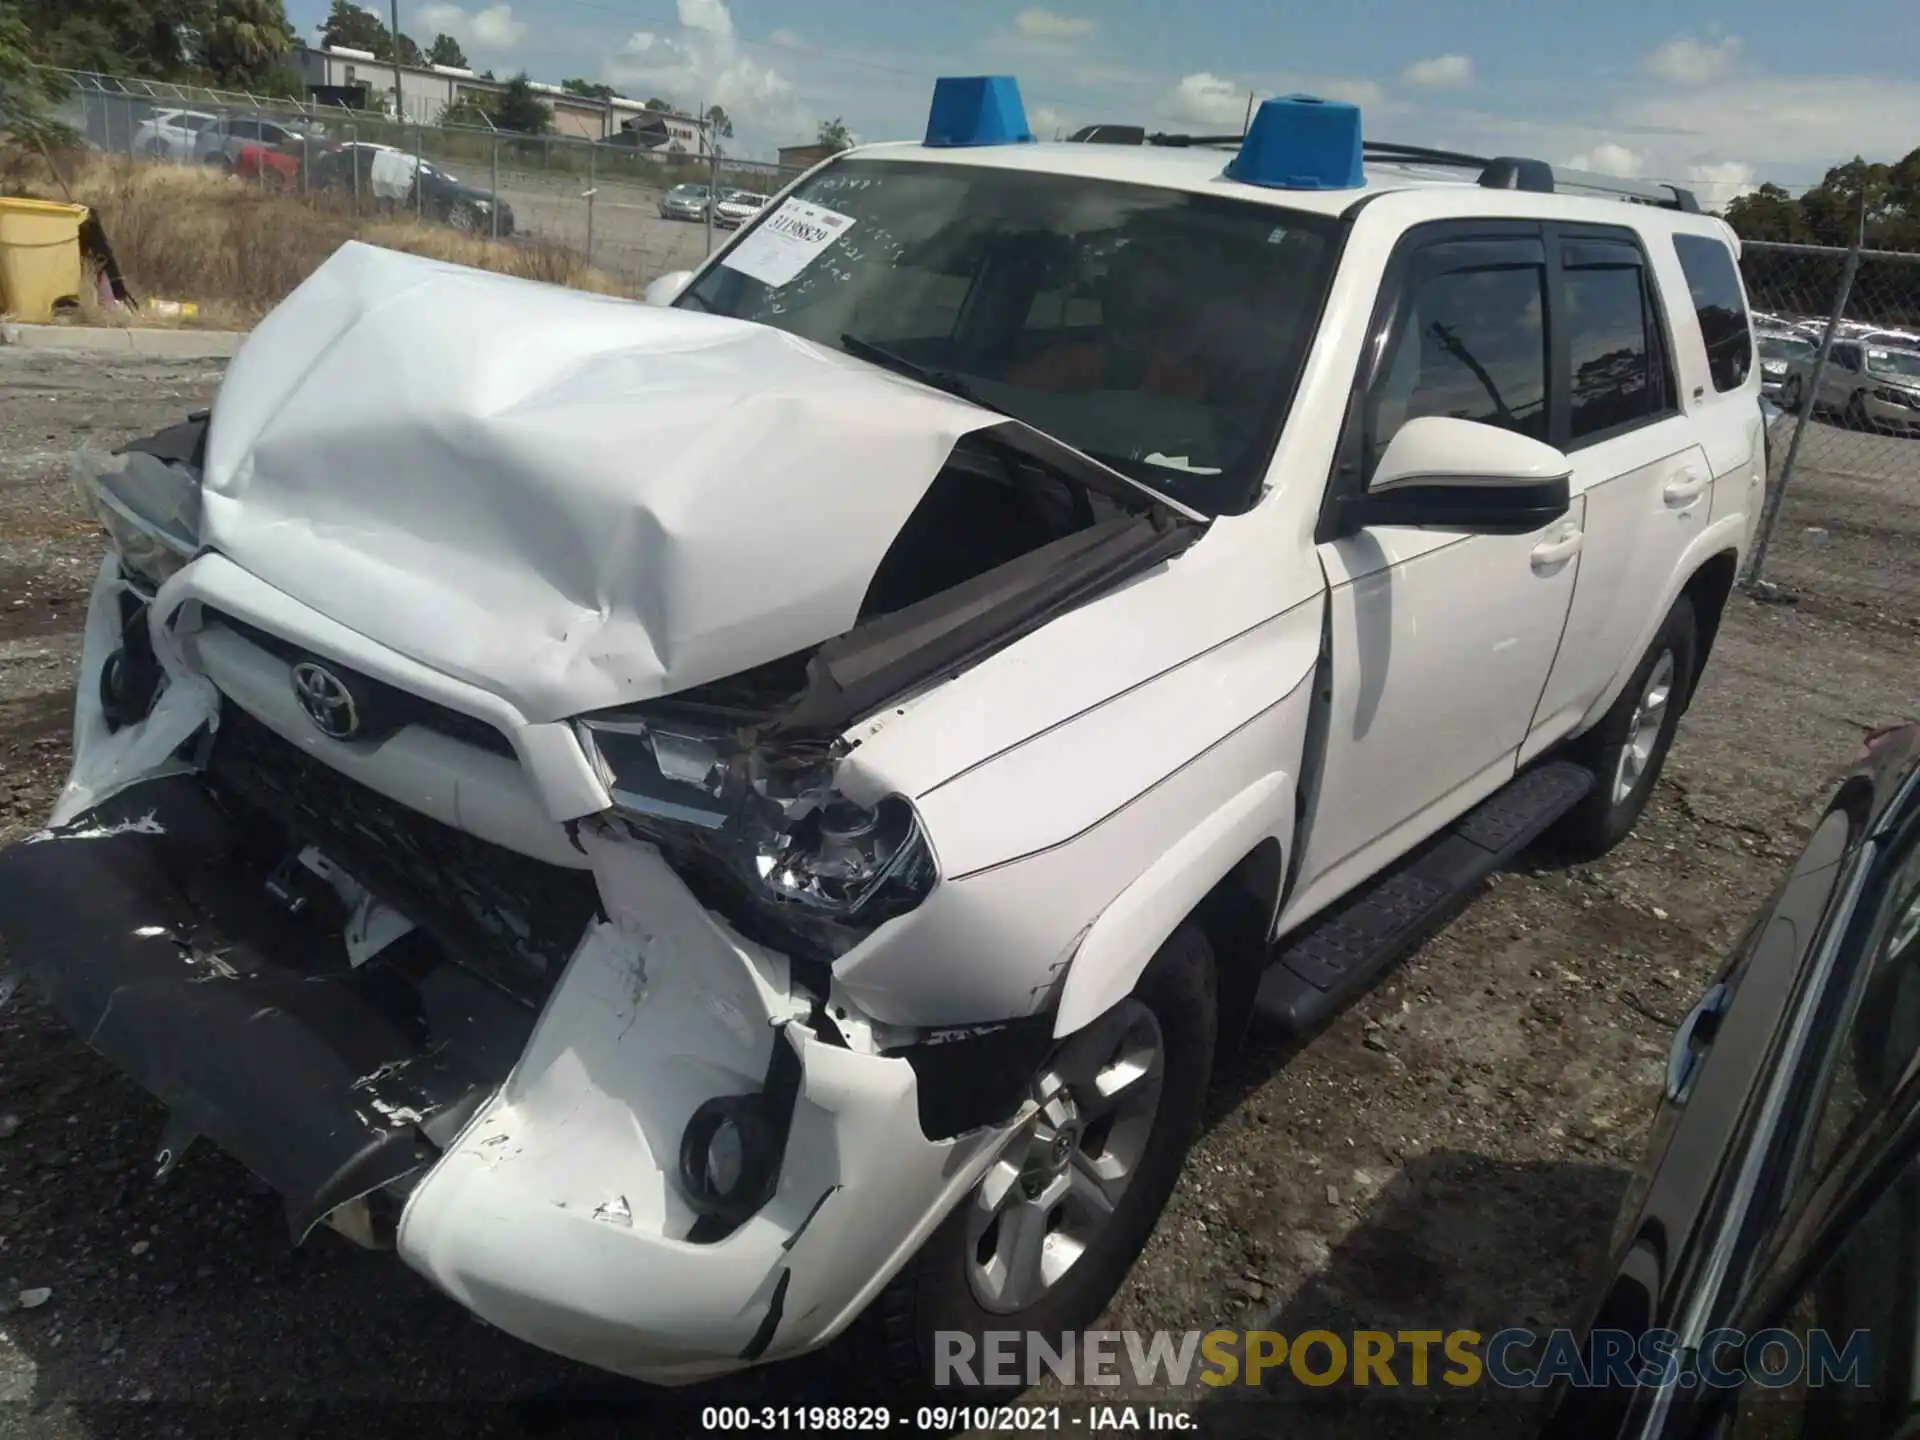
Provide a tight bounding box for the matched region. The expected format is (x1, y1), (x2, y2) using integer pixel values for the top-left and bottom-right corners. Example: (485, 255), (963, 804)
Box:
(1565, 142), (1645, 177)
(1402, 54), (1473, 89)
(1030, 104), (1067, 137)
(608, 0), (801, 146)
(1162, 71), (1384, 128)
(1164, 73), (1247, 128)
(1643, 35), (1742, 87)
(414, 2), (527, 54)
(677, 0), (733, 39)
(767, 28), (806, 49)
(1685, 159), (1757, 204)
(1013, 8), (1098, 42)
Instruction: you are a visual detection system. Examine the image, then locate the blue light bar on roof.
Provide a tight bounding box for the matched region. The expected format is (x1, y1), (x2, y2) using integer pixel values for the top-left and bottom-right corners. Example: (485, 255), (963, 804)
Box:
(1225, 94), (1365, 191)
(925, 76), (1035, 148)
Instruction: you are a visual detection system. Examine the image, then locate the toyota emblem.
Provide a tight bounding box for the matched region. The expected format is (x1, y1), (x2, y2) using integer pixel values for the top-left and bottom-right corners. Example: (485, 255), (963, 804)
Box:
(290, 661), (360, 739)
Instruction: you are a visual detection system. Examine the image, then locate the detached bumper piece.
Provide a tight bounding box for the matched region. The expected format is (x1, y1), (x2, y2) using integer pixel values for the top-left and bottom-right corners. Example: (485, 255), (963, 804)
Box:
(0, 776), (535, 1241)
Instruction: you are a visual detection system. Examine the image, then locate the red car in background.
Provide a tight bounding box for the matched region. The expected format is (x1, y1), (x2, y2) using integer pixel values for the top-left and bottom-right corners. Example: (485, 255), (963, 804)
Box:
(233, 141), (302, 190)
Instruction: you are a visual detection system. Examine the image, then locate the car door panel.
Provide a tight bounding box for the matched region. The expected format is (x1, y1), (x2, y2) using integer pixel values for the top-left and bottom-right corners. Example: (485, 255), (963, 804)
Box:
(1527, 427), (1707, 757)
(1283, 503), (1585, 927)
(1285, 227), (1579, 920)
(1526, 231), (1705, 758)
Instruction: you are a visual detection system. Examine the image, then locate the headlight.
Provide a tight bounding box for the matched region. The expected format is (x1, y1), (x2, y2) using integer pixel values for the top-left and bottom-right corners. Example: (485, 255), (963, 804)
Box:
(575, 715), (938, 941)
(72, 443), (201, 588)
(1762, 360), (1787, 375)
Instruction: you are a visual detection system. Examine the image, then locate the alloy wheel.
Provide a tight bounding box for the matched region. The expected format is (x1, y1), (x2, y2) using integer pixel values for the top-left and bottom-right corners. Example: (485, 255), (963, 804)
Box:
(1612, 649), (1676, 806)
(965, 1000), (1165, 1313)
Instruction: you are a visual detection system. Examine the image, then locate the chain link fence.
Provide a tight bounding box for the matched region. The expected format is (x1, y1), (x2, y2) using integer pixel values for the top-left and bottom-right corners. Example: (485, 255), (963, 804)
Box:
(50, 70), (807, 291)
(1742, 239), (1920, 622)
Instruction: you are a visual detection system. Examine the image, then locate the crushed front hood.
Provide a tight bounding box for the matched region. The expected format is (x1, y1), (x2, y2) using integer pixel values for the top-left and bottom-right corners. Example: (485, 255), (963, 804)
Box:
(201, 242), (1002, 723)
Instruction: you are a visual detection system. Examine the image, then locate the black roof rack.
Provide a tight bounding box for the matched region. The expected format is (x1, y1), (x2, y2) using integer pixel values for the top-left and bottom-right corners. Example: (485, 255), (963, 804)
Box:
(1062, 126), (1702, 213)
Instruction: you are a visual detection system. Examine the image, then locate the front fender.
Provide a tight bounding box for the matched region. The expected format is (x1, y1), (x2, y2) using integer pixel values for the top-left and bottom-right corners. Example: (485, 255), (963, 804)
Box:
(1053, 769), (1296, 1037)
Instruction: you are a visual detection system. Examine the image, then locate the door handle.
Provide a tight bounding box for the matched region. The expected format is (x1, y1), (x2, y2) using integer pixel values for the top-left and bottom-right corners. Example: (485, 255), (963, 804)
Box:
(1530, 527), (1584, 571)
(1665, 982), (1731, 1104)
(1664, 470), (1709, 507)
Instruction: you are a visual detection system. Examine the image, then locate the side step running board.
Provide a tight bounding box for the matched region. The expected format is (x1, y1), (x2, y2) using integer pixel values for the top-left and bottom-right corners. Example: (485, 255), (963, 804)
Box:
(1254, 760), (1594, 1035)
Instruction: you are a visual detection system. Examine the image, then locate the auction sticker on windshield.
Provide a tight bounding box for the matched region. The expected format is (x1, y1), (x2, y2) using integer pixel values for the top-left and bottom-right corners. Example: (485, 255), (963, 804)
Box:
(719, 199), (856, 288)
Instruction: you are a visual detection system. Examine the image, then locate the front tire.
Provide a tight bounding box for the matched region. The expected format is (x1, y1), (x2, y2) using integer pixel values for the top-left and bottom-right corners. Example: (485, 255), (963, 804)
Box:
(447, 201), (479, 233)
(1780, 375), (1803, 411)
(867, 926), (1216, 1395)
(1554, 596), (1697, 860)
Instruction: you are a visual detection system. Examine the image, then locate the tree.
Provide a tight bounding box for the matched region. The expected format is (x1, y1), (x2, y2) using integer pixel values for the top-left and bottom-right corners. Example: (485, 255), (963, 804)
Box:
(17, 0), (200, 77)
(317, 1), (416, 65)
(202, 0), (295, 90)
(0, 0), (75, 146)
(816, 116), (853, 152)
(318, 0), (384, 51)
(704, 103), (732, 139)
(1723, 183), (1808, 245)
(644, 96), (671, 112)
(1722, 146), (1920, 253)
(426, 32), (467, 67)
(562, 77), (622, 100)
(492, 72), (552, 134)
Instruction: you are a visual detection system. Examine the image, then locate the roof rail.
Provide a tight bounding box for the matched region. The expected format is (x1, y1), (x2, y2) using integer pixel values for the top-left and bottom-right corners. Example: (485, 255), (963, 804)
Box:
(1063, 125), (1703, 212)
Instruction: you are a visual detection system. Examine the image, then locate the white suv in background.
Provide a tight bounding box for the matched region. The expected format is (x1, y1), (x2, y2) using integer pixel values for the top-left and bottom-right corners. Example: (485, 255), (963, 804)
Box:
(131, 108), (218, 161)
(3, 81), (1765, 1393)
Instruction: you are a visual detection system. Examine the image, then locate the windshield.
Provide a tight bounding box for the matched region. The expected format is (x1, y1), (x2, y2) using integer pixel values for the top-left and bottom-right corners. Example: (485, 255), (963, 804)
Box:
(1867, 348), (1920, 379)
(1759, 334), (1813, 361)
(678, 157), (1340, 515)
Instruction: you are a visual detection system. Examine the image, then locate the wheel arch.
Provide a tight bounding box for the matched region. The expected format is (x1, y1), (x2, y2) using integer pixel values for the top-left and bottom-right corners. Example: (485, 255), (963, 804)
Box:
(1050, 771), (1293, 1040)
(1680, 547), (1739, 714)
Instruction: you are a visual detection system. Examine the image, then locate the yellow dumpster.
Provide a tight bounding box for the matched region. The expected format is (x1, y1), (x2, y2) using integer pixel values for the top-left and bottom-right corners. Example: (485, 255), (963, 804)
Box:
(0, 198), (89, 323)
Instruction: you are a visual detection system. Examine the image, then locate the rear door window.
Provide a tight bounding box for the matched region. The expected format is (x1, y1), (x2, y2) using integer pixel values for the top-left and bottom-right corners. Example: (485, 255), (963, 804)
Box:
(1561, 235), (1675, 443)
(1672, 233), (1753, 393)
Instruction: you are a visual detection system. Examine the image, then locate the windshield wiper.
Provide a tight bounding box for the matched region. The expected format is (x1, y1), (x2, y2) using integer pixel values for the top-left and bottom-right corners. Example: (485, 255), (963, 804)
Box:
(838, 333), (1007, 415)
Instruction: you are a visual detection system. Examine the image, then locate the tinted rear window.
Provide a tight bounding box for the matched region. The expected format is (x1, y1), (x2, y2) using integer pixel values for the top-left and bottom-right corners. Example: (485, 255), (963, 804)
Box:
(1672, 234), (1752, 393)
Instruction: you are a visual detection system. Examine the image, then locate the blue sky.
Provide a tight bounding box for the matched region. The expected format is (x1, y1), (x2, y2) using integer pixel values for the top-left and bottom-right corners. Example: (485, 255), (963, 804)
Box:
(292, 0), (1920, 204)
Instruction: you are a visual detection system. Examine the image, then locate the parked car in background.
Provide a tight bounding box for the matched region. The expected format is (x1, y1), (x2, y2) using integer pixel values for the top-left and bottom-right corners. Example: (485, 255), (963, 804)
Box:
(1755, 331), (1815, 401)
(233, 141), (303, 191)
(309, 144), (515, 236)
(1778, 339), (1920, 432)
(194, 115), (327, 171)
(1538, 723), (1920, 1440)
(131, 109), (217, 162)
(713, 189), (770, 229)
(658, 182), (713, 221)
(1859, 328), (1920, 349)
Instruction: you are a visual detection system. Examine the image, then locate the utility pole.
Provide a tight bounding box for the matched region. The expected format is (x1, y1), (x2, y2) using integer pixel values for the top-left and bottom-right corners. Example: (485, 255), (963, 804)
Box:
(1243, 90), (1253, 136)
(389, 0), (404, 121)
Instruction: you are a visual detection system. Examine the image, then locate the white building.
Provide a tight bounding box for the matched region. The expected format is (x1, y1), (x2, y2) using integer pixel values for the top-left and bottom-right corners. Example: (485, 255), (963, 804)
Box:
(291, 43), (709, 150)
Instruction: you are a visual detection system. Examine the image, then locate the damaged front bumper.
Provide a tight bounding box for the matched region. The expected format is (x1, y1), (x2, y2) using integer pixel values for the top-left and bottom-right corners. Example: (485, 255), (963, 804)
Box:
(0, 564), (1007, 1384)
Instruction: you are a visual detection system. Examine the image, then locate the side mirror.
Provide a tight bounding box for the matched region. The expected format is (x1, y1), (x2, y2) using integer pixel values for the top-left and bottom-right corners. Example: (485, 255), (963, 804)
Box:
(644, 270), (695, 308)
(1356, 416), (1572, 535)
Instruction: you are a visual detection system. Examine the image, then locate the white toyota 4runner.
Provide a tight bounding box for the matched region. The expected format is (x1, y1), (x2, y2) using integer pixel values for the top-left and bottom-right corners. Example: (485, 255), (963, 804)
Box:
(0, 82), (1767, 1388)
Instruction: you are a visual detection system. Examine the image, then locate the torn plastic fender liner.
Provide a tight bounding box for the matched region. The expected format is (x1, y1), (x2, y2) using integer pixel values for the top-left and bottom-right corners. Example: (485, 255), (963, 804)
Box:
(51, 553), (219, 829)
(0, 777), (535, 1239)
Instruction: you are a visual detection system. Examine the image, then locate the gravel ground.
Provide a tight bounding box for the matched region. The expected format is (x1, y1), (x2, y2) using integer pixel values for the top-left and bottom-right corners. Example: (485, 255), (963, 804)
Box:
(1, 350), (1917, 1438)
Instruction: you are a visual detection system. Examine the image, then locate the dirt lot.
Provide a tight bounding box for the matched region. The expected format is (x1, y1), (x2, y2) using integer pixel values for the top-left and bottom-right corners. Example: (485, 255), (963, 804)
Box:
(0, 350), (1916, 1438)
(488, 169), (720, 287)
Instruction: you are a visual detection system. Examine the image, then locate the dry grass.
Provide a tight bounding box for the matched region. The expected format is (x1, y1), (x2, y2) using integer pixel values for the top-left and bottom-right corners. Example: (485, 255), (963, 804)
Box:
(1, 146), (636, 326)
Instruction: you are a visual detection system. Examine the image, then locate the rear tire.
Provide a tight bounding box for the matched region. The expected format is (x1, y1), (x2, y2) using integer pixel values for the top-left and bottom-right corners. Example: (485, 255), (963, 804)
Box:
(1553, 596), (1697, 861)
(863, 926), (1217, 1397)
